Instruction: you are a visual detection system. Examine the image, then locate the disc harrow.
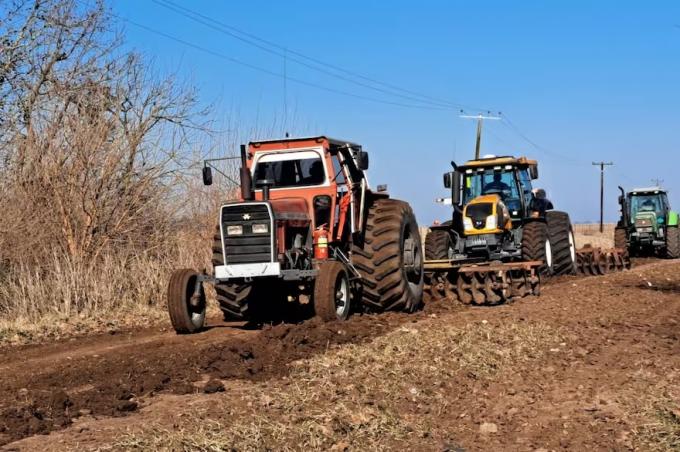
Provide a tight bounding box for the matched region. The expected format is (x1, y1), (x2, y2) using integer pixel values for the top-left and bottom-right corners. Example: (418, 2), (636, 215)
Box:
(575, 245), (630, 276)
(424, 260), (541, 305)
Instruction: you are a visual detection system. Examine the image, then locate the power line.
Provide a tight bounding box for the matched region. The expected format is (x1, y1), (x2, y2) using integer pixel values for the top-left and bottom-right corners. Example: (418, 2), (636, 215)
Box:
(484, 124), (515, 149)
(113, 14), (457, 111)
(152, 0), (487, 112)
(500, 115), (585, 164)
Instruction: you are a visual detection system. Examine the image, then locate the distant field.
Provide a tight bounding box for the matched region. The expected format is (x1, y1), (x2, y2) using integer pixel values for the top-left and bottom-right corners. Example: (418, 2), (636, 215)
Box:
(573, 223), (615, 249)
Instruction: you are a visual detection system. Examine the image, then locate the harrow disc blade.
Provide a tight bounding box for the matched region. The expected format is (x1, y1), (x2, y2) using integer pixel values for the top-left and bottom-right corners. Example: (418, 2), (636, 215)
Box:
(471, 272), (486, 305)
(457, 272), (473, 305)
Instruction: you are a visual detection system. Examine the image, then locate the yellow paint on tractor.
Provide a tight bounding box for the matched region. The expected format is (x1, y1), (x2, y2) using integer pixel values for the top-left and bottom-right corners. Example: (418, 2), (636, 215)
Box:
(462, 194), (512, 236)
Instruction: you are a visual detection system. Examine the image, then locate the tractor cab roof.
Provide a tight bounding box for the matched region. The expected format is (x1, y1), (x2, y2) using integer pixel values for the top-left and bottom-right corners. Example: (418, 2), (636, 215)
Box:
(458, 155), (537, 170)
(630, 187), (666, 195)
(249, 136), (362, 152)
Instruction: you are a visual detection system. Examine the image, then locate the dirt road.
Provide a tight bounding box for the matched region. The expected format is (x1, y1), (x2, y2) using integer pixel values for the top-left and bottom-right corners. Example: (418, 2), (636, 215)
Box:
(2, 260), (680, 450)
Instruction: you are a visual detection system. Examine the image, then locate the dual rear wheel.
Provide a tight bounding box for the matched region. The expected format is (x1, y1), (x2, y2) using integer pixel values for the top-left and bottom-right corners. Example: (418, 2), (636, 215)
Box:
(522, 211), (577, 276)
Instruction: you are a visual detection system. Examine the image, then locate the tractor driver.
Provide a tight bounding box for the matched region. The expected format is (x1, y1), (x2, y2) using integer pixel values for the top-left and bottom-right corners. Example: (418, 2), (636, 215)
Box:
(303, 160), (325, 185)
(640, 198), (657, 212)
(483, 172), (510, 195)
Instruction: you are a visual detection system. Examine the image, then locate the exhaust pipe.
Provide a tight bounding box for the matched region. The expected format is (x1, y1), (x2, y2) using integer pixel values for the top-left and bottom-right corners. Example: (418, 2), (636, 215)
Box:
(240, 144), (254, 200)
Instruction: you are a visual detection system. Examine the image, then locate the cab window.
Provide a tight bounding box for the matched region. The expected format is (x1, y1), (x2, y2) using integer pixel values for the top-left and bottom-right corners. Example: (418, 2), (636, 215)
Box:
(518, 168), (533, 212)
(331, 154), (346, 184)
(253, 151), (326, 188)
(463, 169), (522, 218)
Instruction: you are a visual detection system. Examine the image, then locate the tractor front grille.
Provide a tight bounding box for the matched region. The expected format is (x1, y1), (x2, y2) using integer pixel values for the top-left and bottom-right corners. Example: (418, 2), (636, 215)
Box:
(221, 203), (274, 264)
(466, 203), (493, 230)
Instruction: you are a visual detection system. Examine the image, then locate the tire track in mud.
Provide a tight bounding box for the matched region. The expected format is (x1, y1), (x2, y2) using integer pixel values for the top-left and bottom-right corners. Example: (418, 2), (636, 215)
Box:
(0, 258), (665, 445)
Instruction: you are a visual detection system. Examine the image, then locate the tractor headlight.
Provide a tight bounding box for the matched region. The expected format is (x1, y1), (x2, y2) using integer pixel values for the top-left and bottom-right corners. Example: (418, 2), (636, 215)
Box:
(251, 223), (269, 234)
(463, 217), (474, 231)
(485, 215), (497, 229)
(226, 225), (243, 235)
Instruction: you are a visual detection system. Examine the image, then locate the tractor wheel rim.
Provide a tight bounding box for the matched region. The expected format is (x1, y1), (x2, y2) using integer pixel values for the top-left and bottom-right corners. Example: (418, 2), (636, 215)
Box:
(335, 272), (350, 318)
(545, 239), (553, 269)
(568, 230), (576, 263)
(187, 275), (205, 326)
(402, 226), (423, 290)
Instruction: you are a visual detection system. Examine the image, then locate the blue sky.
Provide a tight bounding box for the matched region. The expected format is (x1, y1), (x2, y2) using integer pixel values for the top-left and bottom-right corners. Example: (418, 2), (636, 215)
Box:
(115, 0), (680, 224)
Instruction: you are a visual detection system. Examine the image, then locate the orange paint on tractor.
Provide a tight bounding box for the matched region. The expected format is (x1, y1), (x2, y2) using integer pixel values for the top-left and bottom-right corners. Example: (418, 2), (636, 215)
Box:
(244, 136), (360, 251)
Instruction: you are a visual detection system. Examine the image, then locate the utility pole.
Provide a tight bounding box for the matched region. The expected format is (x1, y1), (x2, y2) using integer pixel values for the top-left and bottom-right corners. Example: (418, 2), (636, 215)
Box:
(592, 161), (614, 233)
(651, 178), (664, 187)
(460, 113), (501, 159)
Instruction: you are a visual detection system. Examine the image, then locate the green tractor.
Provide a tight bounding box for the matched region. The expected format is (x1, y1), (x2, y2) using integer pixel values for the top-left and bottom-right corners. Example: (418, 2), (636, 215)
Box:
(615, 186), (680, 258)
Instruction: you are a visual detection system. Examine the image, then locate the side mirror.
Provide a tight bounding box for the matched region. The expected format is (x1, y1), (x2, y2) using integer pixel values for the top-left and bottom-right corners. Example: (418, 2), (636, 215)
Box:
(529, 164), (539, 180)
(202, 166), (213, 186)
(443, 172), (451, 188)
(356, 151), (369, 170)
(450, 171), (461, 205)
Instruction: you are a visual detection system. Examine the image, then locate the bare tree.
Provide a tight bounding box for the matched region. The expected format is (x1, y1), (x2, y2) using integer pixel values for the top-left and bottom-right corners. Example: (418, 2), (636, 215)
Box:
(0, 0), (208, 263)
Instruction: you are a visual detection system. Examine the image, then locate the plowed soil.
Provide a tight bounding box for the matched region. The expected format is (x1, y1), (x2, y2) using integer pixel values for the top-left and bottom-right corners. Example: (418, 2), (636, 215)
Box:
(2, 259), (680, 451)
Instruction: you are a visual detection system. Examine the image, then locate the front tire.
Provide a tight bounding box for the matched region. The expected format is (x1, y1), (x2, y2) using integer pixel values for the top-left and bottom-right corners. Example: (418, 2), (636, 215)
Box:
(352, 199), (424, 312)
(167, 269), (206, 334)
(314, 261), (351, 321)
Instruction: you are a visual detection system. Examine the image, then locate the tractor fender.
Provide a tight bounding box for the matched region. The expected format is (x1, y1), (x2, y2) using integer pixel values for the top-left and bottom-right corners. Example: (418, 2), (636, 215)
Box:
(429, 221), (452, 231)
(668, 211), (679, 227)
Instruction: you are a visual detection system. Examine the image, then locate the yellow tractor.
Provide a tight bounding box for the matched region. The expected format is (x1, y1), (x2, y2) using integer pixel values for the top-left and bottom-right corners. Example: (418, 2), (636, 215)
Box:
(424, 155), (577, 304)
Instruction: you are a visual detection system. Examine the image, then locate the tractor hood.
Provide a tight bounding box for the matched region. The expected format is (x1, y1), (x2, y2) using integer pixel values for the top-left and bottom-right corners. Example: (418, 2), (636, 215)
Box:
(269, 198), (311, 227)
(634, 211), (658, 230)
(462, 194), (511, 235)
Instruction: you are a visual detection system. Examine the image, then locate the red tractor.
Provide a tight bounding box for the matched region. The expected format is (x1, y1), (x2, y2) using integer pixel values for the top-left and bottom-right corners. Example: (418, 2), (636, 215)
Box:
(168, 136), (423, 332)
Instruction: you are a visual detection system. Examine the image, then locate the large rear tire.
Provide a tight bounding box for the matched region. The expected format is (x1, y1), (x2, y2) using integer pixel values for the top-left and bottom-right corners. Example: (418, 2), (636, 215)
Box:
(546, 211), (577, 276)
(665, 226), (680, 259)
(424, 227), (454, 260)
(212, 227), (254, 320)
(352, 199), (424, 312)
(167, 269), (206, 334)
(521, 221), (551, 275)
(314, 261), (351, 321)
(614, 226), (627, 251)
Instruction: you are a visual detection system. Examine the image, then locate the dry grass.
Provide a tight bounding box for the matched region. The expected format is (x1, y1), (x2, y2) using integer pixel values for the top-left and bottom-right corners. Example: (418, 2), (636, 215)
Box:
(634, 400), (680, 451)
(623, 379), (680, 451)
(114, 319), (561, 451)
(0, 230), (210, 345)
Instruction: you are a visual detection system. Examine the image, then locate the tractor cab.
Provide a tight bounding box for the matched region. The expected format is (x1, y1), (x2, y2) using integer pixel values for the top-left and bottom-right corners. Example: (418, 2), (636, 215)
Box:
(247, 137), (370, 246)
(457, 155), (540, 223)
(627, 187), (669, 229)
